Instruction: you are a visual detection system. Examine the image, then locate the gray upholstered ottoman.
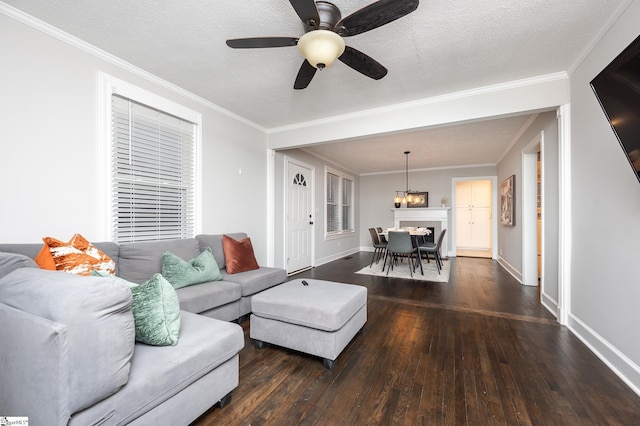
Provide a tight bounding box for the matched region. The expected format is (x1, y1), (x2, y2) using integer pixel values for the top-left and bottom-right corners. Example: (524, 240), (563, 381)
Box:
(250, 278), (367, 369)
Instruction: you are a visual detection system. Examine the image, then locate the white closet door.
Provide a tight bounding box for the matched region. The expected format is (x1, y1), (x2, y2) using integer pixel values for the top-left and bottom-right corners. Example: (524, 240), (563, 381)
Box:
(456, 180), (492, 250)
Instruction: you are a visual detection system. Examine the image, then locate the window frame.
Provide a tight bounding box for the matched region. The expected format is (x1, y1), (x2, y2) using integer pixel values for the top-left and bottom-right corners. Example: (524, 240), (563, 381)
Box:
(99, 73), (202, 242)
(324, 166), (354, 240)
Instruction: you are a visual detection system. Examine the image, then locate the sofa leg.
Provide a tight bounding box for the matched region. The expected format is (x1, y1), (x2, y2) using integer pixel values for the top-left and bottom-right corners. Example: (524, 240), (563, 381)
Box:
(323, 358), (337, 370)
(254, 339), (266, 349)
(217, 392), (233, 409)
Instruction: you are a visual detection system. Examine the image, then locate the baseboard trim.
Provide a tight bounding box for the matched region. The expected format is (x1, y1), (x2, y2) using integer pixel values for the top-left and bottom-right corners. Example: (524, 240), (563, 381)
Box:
(497, 256), (523, 283)
(316, 247), (361, 267)
(540, 292), (558, 318)
(568, 313), (640, 397)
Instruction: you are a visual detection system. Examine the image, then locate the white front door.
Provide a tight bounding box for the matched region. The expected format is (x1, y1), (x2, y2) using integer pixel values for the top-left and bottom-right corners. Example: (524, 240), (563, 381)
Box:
(286, 161), (313, 274)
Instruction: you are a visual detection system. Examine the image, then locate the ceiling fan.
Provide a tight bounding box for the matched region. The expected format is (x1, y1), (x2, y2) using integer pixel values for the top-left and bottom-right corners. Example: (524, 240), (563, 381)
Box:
(226, 0), (419, 89)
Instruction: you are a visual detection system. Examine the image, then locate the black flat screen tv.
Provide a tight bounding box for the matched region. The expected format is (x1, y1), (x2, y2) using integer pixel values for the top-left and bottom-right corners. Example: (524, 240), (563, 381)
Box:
(590, 34), (640, 183)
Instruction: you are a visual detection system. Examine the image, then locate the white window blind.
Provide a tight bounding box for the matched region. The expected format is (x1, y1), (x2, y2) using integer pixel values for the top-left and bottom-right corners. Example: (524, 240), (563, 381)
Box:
(342, 177), (353, 231)
(326, 171), (340, 233)
(325, 167), (354, 237)
(111, 94), (196, 243)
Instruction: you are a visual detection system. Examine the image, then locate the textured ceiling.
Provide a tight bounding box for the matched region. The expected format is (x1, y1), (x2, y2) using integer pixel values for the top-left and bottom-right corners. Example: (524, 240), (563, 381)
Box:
(300, 114), (537, 175)
(2, 0), (625, 173)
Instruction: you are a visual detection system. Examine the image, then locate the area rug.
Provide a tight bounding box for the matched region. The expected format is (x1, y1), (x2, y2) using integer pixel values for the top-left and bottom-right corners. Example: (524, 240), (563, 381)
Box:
(355, 259), (450, 283)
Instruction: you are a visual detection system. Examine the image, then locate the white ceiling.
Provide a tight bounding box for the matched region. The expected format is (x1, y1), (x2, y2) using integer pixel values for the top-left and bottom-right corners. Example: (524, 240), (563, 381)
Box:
(3, 0), (624, 174)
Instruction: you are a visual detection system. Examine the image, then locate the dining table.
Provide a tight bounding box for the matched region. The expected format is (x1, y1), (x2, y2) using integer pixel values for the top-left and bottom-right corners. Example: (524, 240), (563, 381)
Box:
(378, 227), (433, 250)
(378, 227), (432, 238)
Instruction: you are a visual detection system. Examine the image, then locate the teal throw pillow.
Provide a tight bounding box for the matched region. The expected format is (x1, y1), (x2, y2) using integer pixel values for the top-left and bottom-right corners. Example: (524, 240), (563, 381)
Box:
(130, 273), (181, 346)
(91, 271), (180, 346)
(161, 247), (222, 289)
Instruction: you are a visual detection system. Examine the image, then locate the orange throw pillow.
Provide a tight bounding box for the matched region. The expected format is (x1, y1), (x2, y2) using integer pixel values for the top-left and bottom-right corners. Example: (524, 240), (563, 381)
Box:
(35, 244), (56, 270)
(222, 235), (259, 274)
(39, 233), (116, 276)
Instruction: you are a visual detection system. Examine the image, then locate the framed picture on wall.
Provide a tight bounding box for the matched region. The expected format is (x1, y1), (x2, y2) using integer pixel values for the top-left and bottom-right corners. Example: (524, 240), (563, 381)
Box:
(500, 175), (515, 226)
(407, 192), (428, 208)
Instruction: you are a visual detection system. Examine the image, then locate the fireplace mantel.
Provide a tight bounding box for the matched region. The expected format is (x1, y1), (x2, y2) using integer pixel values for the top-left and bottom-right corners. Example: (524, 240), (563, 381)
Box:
(391, 208), (450, 257)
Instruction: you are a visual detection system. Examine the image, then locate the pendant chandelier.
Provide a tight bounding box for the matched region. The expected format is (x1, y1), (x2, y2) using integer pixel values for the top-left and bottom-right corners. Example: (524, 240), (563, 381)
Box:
(394, 151), (414, 208)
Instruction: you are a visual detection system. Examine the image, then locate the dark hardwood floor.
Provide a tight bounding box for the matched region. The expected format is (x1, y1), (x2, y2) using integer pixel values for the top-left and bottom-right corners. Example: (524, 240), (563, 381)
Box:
(193, 253), (640, 425)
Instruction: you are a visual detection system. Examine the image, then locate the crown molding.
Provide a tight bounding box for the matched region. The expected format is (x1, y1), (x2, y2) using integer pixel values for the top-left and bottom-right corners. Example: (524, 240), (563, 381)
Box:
(298, 147), (360, 176)
(360, 163), (498, 177)
(567, 0), (634, 76)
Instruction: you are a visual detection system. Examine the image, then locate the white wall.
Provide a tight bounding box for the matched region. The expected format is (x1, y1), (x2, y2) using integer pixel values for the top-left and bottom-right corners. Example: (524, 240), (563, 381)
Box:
(497, 112), (558, 282)
(569, 1), (640, 393)
(0, 12), (270, 263)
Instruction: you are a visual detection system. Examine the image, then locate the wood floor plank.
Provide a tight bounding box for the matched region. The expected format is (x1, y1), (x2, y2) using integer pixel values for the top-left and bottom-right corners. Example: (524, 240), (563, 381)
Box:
(193, 253), (640, 425)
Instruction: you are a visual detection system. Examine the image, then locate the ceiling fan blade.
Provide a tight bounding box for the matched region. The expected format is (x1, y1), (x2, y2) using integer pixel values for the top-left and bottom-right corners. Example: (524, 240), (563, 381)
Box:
(289, 0), (320, 30)
(294, 60), (317, 90)
(339, 46), (388, 80)
(226, 37), (298, 49)
(336, 0), (419, 37)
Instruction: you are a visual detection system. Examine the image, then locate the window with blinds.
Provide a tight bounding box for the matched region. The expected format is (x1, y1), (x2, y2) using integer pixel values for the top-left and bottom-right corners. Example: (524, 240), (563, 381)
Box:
(325, 167), (354, 238)
(326, 171), (340, 233)
(111, 94), (196, 243)
(342, 177), (353, 231)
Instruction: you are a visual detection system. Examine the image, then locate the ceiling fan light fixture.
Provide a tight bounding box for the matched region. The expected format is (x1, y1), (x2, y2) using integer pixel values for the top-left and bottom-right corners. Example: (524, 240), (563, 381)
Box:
(297, 30), (345, 69)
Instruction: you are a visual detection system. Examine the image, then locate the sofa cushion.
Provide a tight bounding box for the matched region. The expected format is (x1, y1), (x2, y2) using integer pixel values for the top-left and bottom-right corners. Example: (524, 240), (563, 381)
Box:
(37, 234), (116, 275)
(222, 235), (259, 274)
(68, 312), (244, 425)
(0, 252), (38, 278)
(176, 280), (241, 314)
(118, 239), (200, 284)
(161, 247), (222, 289)
(221, 266), (287, 297)
(0, 243), (44, 260)
(195, 233), (247, 271)
(131, 274), (181, 346)
(0, 268), (135, 414)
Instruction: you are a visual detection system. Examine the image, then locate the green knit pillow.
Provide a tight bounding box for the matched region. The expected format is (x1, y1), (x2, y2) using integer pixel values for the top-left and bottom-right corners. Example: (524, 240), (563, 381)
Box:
(161, 247), (222, 289)
(91, 271), (181, 346)
(131, 273), (181, 346)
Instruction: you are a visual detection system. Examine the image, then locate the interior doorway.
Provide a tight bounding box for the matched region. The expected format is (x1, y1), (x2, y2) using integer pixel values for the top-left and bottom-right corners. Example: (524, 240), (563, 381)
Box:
(522, 133), (542, 289)
(455, 179), (492, 258)
(537, 149), (542, 299)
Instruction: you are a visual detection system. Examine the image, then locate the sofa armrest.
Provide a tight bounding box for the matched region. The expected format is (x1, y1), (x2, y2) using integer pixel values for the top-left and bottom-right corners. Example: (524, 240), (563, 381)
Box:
(0, 269), (135, 417)
(0, 303), (71, 425)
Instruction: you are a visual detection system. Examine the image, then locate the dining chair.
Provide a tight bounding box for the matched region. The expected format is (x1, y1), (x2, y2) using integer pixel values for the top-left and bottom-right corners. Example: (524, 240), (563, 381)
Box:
(383, 231), (422, 278)
(418, 229), (447, 274)
(376, 227), (387, 243)
(368, 227), (387, 267)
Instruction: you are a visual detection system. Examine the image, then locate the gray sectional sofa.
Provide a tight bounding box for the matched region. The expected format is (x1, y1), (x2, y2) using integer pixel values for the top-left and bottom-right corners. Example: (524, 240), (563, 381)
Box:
(0, 233), (287, 425)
